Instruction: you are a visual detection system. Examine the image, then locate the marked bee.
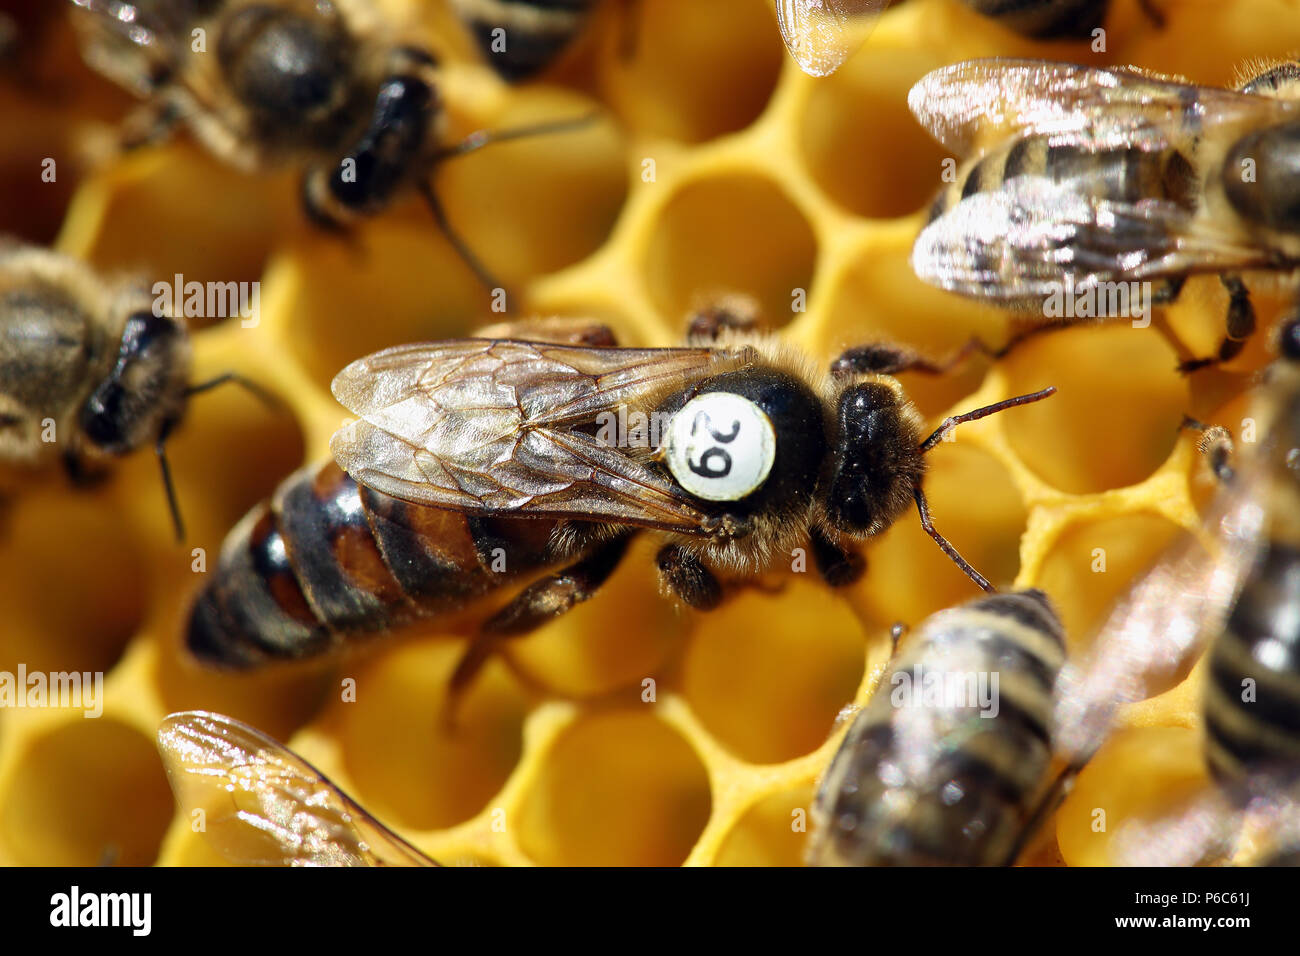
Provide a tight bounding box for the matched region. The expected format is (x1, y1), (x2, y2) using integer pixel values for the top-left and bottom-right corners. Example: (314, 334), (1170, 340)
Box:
(0, 240), (250, 537)
(157, 710), (437, 866)
(186, 313), (1054, 700)
(1048, 314), (1300, 864)
(808, 589), (1068, 866)
(448, 0), (599, 82)
(909, 57), (1300, 371)
(775, 2), (1155, 79)
(67, 0), (594, 292)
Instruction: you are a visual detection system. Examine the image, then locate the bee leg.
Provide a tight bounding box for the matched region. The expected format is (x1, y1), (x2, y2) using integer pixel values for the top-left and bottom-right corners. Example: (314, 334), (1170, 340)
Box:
(1001, 760), (1084, 866)
(809, 528), (865, 587)
(1179, 276), (1255, 373)
(686, 298), (762, 343)
(655, 544), (723, 610)
(117, 99), (182, 151)
(1181, 415), (1236, 485)
(443, 533), (633, 723)
(1136, 0), (1167, 29)
(830, 337), (996, 379)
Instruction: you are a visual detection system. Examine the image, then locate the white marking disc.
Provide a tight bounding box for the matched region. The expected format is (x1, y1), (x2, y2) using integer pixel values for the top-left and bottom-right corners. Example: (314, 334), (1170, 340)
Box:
(665, 392), (776, 502)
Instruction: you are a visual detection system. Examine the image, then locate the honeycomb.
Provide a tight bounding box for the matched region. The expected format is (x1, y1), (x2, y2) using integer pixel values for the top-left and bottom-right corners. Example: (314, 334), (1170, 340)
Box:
(0, 0), (1294, 867)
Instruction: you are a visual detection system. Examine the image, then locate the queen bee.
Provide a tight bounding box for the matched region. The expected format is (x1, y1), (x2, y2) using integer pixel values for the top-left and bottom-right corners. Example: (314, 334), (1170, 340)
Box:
(186, 314), (1053, 695)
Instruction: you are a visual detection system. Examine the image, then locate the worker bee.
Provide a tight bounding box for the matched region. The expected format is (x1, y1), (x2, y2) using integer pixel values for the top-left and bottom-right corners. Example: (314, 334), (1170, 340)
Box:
(186, 313), (1054, 700)
(808, 588), (1068, 866)
(157, 710), (437, 866)
(0, 240), (252, 537)
(1045, 313), (1300, 864)
(66, 0), (595, 293)
(909, 57), (1300, 371)
(775, 2), (1156, 78)
(809, 313), (1300, 867)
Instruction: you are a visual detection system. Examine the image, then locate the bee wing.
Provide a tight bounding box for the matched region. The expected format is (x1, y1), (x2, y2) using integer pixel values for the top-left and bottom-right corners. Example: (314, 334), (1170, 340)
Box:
(909, 58), (1296, 156)
(68, 0), (190, 94)
(1111, 785), (1300, 866)
(156, 712), (438, 868)
(911, 173), (1280, 304)
(775, 0), (888, 77)
(330, 339), (742, 532)
(1052, 468), (1268, 765)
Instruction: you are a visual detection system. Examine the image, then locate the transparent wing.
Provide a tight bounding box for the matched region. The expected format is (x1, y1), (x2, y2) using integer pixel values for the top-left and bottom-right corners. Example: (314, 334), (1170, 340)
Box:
(911, 173), (1279, 304)
(331, 339), (745, 532)
(908, 58), (1295, 156)
(157, 711), (438, 867)
(67, 0), (191, 94)
(1052, 467), (1269, 765)
(1112, 785), (1300, 866)
(775, 0), (888, 77)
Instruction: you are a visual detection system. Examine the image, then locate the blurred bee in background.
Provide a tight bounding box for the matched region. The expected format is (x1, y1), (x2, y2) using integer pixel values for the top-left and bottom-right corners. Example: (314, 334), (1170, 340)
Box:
(775, 2), (1159, 78)
(808, 588), (1068, 866)
(1049, 314), (1300, 864)
(448, 0), (600, 82)
(0, 239), (259, 538)
(66, 0), (597, 294)
(186, 311), (1053, 704)
(910, 58), (1300, 372)
(157, 710), (438, 866)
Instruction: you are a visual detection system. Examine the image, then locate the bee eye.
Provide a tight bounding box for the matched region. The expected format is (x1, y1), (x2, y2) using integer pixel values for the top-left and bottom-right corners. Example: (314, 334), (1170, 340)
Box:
(80, 381), (126, 448)
(664, 392), (775, 502)
(122, 311), (179, 357)
(1223, 121), (1300, 232)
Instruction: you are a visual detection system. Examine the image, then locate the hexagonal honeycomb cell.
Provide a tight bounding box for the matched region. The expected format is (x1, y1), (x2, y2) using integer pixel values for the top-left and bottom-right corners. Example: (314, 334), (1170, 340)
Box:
(0, 0), (1294, 868)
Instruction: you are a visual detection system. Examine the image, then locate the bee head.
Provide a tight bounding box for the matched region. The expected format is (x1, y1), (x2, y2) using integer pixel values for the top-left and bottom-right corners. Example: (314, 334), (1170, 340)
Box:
(821, 380), (925, 537)
(80, 310), (191, 455)
(326, 71), (438, 214)
(219, 3), (357, 146)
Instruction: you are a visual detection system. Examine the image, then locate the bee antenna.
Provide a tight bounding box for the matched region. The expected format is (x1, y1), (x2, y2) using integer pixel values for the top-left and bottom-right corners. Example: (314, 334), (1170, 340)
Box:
(163, 374), (278, 541)
(185, 372), (278, 408)
(432, 113), (601, 164)
(155, 436), (184, 542)
(911, 386), (1055, 591)
(913, 488), (992, 592)
(416, 180), (509, 301)
(918, 386), (1056, 453)
(419, 112), (600, 303)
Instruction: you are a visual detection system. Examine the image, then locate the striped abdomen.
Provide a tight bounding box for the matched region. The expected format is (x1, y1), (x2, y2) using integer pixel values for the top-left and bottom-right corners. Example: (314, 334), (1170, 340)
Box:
(187, 462), (564, 668)
(930, 136), (1198, 226)
(1204, 541), (1300, 787)
(926, 136), (1198, 303)
(451, 0), (598, 81)
(809, 590), (1066, 866)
